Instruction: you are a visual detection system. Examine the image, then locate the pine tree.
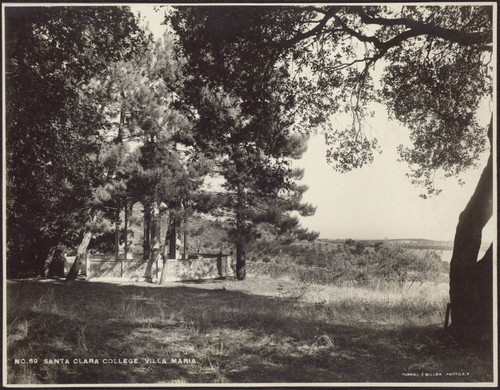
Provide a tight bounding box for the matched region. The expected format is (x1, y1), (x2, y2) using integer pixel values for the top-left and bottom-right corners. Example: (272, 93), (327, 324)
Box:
(179, 78), (317, 280)
(5, 6), (144, 277)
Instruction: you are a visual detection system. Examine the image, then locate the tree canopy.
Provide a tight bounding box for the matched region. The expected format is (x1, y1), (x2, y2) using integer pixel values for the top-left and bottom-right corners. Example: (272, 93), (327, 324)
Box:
(176, 60), (318, 279)
(5, 6), (145, 276)
(171, 5), (493, 195)
(5, 5), (319, 280)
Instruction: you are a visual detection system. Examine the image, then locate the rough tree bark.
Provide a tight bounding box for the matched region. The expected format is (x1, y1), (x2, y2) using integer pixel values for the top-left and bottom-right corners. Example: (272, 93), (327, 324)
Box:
(159, 214), (177, 285)
(183, 199), (188, 259)
(124, 201), (129, 261)
(114, 205), (120, 261)
(43, 245), (58, 278)
(145, 204), (160, 282)
(235, 183), (246, 280)
(43, 244), (65, 278)
(66, 230), (93, 281)
(168, 218), (177, 260)
(142, 202), (151, 262)
(448, 120), (493, 343)
(235, 239), (246, 280)
(161, 216), (172, 262)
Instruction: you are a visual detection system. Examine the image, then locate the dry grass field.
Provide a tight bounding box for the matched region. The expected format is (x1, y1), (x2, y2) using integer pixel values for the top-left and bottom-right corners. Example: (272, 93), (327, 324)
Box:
(6, 275), (494, 385)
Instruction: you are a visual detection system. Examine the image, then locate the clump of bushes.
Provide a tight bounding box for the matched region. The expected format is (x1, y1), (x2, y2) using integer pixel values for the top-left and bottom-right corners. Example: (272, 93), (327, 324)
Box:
(355, 244), (443, 287)
(253, 243), (446, 288)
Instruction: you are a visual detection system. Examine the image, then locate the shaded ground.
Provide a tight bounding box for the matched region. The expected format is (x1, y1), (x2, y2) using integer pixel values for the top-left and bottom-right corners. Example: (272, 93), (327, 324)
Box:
(6, 277), (493, 384)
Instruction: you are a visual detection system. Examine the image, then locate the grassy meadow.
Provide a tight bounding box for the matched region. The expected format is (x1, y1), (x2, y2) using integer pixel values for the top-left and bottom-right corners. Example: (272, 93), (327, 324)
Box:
(6, 273), (494, 385)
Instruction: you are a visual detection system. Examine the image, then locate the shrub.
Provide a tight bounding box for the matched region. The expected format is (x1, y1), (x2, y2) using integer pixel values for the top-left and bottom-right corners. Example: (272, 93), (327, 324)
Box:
(353, 242), (366, 255)
(368, 244), (442, 287)
(252, 242), (444, 288)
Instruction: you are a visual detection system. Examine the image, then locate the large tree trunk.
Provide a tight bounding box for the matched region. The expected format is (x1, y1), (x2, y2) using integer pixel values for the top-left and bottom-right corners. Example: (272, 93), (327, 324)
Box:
(448, 122), (493, 343)
(114, 205), (120, 261)
(142, 203), (151, 262)
(145, 204), (161, 282)
(236, 240), (246, 280)
(47, 247), (65, 278)
(168, 221), (177, 260)
(66, 230), (92, 281)
(37, 233), (62, 277)
(474, 244), (493, 341)
(161, 215), (171, 262)
(159, 215), (179, 285)
(183, 200), (188, 260)
(124, 201), (129, 261)
(235, 183), (246, 280)
(43, 246), (57, 278)
(43, 241), (65, 278)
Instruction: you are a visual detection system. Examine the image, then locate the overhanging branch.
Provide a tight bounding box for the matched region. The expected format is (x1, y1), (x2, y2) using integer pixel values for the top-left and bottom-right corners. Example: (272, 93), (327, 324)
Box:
(280, 7), (340, 49)
(355, 8), (492, 48)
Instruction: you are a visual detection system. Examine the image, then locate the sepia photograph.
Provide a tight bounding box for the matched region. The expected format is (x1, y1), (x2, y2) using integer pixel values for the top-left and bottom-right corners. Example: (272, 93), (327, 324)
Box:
(2, 2), (497, 386)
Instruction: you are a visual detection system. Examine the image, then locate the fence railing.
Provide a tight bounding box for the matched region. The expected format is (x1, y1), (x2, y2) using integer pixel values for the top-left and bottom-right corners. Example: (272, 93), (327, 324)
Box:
(87, 256), (160, 281)
(86, 253), (234, 282)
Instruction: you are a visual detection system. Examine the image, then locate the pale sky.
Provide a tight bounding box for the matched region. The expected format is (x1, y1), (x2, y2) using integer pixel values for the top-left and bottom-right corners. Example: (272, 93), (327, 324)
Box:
(297, 104), (494, 242)
(133, 4), (496, 243)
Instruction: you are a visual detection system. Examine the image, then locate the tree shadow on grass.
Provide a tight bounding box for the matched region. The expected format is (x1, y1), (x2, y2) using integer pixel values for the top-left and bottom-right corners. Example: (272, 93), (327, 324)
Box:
(6, 279), (494, 384)
(173, 276), (233, 284)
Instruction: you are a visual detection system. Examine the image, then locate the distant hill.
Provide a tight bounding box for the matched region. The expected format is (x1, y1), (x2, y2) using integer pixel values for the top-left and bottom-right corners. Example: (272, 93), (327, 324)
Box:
(317, 238), (490, 252)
